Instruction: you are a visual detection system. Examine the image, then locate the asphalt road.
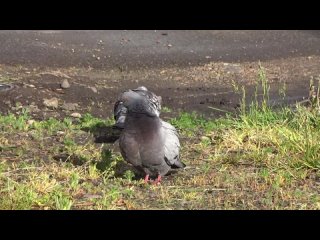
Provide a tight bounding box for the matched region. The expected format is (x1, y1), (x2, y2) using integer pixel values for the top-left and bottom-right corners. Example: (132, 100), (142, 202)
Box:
(0, 30), (320, 69)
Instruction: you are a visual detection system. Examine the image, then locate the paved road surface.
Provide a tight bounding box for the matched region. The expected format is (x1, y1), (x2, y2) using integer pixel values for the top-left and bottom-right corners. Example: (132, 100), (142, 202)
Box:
(0, 30), (319, 69)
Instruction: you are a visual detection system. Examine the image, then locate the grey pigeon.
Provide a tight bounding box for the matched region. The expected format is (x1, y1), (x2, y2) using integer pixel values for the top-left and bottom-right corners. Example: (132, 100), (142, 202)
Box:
(118, 89), (185, 184)
(113, 86), (162, 129)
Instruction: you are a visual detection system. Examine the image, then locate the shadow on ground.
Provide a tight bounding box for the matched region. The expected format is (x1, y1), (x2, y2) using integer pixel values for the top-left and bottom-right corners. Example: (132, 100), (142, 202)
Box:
(81, 123), (122, 144)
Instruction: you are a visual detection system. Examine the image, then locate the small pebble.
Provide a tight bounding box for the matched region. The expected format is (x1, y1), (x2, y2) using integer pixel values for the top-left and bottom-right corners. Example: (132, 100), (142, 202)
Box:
(61, 79), (70, 89)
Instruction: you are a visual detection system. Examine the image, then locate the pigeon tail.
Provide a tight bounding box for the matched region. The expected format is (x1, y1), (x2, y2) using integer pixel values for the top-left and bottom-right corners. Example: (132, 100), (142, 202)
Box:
(171, 160), (186, 169)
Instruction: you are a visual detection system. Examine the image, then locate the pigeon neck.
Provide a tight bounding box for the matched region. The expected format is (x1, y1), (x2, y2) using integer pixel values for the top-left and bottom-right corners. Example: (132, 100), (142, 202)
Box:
(128, 110), (157, 118)
(125, 113), (161, 129)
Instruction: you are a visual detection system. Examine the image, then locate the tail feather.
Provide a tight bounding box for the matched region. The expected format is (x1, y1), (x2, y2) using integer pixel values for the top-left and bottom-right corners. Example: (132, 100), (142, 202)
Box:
(172, 160), (186, 169)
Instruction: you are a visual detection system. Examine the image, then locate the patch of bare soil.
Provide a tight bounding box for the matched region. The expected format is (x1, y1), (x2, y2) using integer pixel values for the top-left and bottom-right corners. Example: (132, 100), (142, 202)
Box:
(1, 55), (319, 120)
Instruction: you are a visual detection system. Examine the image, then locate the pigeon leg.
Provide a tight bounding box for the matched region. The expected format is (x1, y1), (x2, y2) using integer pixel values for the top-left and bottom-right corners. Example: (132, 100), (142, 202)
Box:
(144, 174), (150, 183)
(153, 175), (162, 185)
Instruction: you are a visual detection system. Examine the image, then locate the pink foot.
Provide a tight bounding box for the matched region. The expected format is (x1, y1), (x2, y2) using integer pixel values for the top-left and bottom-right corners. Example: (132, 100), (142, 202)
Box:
(153, 175), (162, 185)
(144, 174), (150, 183)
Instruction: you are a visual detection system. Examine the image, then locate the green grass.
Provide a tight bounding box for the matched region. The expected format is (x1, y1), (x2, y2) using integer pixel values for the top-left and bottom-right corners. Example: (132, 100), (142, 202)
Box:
(1, 66), (320, 209)
(162, 106), (172, 113)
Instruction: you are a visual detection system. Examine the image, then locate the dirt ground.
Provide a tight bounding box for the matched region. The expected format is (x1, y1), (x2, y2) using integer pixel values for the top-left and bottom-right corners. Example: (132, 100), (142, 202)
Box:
(1, 54), (320, 210)
(1, 55), (320, 120)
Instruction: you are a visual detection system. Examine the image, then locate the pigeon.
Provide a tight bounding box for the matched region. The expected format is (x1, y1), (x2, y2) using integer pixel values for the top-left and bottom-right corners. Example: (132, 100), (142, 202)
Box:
(113, 86), (162, 129)
(118, 89), (185, 184)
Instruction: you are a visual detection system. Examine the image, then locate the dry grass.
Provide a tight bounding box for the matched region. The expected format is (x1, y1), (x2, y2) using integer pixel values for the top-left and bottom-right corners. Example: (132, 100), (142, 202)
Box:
(1, 103), (320, 209)
(1, 66), (320, 209)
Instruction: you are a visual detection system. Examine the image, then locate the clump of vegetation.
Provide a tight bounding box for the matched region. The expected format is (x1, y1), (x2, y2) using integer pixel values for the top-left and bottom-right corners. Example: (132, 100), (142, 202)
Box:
(1, 64), (320, 209)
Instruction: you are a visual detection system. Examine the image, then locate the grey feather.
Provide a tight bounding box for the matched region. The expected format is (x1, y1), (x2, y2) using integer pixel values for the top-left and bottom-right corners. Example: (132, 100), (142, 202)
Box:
(117, 88), (185, 178)
(113, 86), (161, 129)
(161, 120), (184, 168)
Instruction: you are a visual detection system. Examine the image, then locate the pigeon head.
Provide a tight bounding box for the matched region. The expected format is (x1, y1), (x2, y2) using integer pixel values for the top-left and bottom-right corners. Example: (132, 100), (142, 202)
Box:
(133, 88), (162, 113)
(134, 86), (148, 91)
(121, 90), (159, 117)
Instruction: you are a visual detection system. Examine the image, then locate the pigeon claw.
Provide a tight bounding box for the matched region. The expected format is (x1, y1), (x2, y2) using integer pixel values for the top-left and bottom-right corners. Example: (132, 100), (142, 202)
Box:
(144, 174), (150, 183)
(153, 175), (162, 185)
